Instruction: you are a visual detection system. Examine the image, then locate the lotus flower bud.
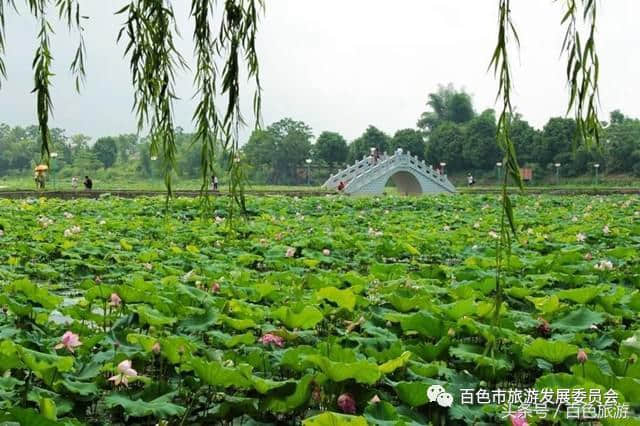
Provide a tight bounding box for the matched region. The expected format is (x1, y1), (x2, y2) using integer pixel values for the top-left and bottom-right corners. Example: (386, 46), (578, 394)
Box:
(577, 349), (588, 364)
(337, 393), (356, 414)
(311, 386), (322, 402)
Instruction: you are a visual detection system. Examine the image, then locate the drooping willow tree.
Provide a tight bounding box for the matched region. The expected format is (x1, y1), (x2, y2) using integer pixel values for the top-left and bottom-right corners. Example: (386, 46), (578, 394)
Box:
(489, 0), (601, 358)
(0, 0), (262, 215)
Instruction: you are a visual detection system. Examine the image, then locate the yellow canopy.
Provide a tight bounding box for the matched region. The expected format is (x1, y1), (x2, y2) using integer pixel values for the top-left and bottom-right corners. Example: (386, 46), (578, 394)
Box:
(35, 164), (49, 171)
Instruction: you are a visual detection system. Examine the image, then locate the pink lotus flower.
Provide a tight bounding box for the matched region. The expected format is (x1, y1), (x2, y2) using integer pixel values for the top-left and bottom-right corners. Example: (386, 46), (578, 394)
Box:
(322, 249), (331, 256)
(285, 247), (296, 258)
(54, 331), (82, 353)
(211, 282), (221, 293)
(108, 360), (138, 386)
(577, 349), (588, 364)
(337, 393), (356, 414)
(259, 333), (284, 347)
(510, 412), (528, 426)
(152, 342), (161, 354)
(369, 394), (381, 404)
(110, 293), (122, 307)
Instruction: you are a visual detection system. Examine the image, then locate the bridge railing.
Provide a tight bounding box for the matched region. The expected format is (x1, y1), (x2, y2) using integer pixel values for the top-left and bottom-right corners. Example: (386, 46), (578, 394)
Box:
(345, 151), (455, 193)
(322, 153), (390, 188)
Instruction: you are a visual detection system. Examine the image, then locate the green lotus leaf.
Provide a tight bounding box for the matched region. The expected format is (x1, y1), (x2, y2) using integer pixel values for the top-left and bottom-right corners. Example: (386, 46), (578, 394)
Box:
(303, 354), (381, 384)
(104, 392), (186, 418)
(251, 376), (295, 395)
(442, 298), (477, 320)
(364, 400), (425, 426)
(221, 315), (258, 331)
(526, 295), (564, 315)
(303, 412), (368, 426)
(393, 381), (430, 407)
(272, 305), (323, 329)
(534, 373), (607, 395)
(553, 307), (605, 332)
(262, 374), (313, 412)
(379, 351), (412, 374)
(39, 397), (56, 421)
(119, 239), (133, 251)
(56, 378), (99, 396)
(6, 279), (62, 309)
(0, 408), (61, 426)
(620, 331), (640, 358)
(555, 286), (606, 304)
(190, 357), (254, 389)
(399, 312), (444, 338)
(370, 263), (409, 280)
(449, 344), (512, 371)
(523, 339), (579, 363)
(316, 286), (356, 311)
(132, 305), (177, 327)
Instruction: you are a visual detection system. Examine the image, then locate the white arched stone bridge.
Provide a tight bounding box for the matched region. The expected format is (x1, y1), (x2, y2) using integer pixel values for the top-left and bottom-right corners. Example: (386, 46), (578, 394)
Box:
(322, 150), (456, 195)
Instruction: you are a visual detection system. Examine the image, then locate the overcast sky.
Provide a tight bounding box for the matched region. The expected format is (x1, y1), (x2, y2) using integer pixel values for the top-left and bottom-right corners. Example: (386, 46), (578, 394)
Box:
(1, 1), (640, 143)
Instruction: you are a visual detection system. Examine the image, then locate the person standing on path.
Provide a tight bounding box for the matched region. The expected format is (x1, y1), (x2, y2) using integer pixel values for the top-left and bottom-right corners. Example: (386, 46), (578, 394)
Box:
(83, 176), (93, 190)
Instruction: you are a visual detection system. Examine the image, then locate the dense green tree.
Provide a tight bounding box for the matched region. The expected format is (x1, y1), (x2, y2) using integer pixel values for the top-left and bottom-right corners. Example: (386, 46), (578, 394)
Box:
(348, 126), (390, 163)
(610, 110), (625, 125)
(271, 119), (313, 184)
(72, 149), (102, 174)
(390, 129), (425, 160)
(315, 131), (348, 168)
(93, 137), (119, 169)
(243, 118), (312, 184)
(417, 84), (475, 133)
(425, 122), (467, 172)
(537, 118), (577, 167)
(114, 134), (139, 163)
(604, 112), (640, 174)
(462, 109), (500, 170)
(509, 114), (540, 165)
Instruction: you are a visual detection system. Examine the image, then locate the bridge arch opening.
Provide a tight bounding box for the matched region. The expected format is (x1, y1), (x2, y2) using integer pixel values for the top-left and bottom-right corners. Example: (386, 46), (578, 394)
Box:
(386, 171), (423, 195)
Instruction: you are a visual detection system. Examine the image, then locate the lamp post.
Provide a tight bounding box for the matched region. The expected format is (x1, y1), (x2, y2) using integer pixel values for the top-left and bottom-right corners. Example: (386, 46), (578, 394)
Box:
(439, 162), (447, 175)
(554, 163), (561, 185)
(496, 162), (503, 185)
(150, 156), (157, 189)
(50, 152), (58, 190)
(594, 163), (600, 186)
(305, 158), (312, 186)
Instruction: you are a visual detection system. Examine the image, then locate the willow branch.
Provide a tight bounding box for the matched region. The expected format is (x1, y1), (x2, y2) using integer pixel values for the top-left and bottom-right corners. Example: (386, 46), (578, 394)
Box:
(559, 0), (601, 146)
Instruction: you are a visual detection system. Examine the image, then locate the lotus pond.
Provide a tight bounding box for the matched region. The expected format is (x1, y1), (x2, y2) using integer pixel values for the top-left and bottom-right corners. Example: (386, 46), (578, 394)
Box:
(0, 194), (639, 425)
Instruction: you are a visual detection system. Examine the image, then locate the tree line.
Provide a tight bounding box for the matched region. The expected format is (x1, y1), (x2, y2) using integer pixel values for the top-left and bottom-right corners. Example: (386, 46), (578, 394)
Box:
(2, 84), (640, 184)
